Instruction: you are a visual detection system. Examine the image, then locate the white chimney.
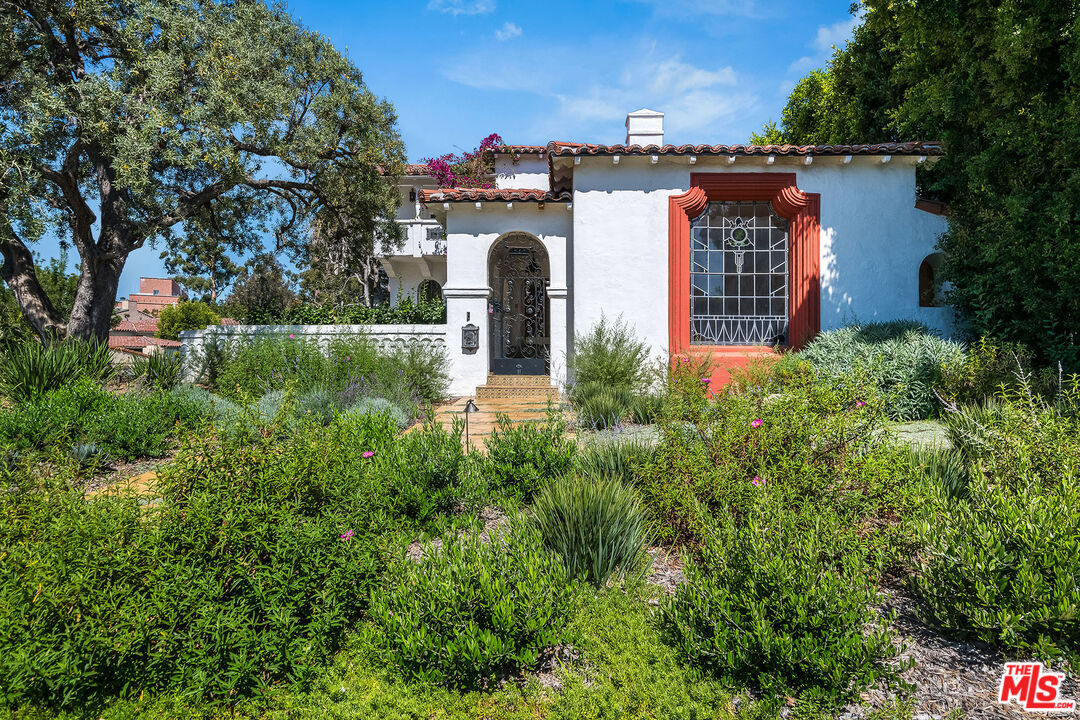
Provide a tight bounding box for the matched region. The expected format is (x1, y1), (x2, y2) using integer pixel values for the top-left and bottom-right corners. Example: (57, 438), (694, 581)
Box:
(625, 108), (664, 147)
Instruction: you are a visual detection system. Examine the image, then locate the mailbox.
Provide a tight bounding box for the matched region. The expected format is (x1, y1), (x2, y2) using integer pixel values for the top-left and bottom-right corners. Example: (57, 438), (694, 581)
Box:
(461, 323), (479, 354)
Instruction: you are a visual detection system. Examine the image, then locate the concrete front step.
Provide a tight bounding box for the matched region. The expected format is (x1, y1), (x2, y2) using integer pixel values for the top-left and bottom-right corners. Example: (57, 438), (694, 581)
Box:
(476, 373), (559, 400)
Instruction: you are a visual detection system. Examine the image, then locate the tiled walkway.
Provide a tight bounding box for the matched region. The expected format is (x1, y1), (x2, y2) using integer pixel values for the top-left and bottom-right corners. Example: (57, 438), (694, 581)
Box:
(424, 395), (569, 450)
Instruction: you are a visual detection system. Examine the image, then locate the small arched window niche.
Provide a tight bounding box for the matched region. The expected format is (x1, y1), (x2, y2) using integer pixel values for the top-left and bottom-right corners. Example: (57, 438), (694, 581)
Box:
(918, 252), (945, 307)
(418, 279), (443, 303)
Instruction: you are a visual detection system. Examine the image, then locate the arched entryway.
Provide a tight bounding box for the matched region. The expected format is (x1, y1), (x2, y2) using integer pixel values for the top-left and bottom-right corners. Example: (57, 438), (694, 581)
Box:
(488, 234), (550, 375)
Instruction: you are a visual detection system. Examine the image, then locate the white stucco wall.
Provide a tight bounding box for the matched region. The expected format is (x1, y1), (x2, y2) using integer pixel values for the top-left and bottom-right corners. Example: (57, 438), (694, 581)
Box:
(386, 260), (447, 306)
(494, 154), (550, 191)
(569, 155), (957, 369)
(442, 204), (572, 395)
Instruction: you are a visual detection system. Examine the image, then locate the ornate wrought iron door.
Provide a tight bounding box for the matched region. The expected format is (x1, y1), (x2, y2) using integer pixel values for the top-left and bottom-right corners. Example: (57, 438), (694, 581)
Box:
(489, 237), (549, 375)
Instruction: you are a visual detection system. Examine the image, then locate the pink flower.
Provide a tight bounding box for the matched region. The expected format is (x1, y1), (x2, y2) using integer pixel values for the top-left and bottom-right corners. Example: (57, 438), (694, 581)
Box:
(752, 476), (764, 486)
(701, 377), (712, 384)
(288, 333), (295, 339)
(856, 401), (867, 408)
(680, 357), (689, 364)
(751, 419), (763, 428)
(362, 451), (375, 458)
(340, 530), (355, 541)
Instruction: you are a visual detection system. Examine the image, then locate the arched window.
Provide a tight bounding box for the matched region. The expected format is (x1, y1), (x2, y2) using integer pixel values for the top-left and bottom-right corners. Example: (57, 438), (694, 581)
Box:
(919, 252), (945, 307)
(418, 279), (443, 303)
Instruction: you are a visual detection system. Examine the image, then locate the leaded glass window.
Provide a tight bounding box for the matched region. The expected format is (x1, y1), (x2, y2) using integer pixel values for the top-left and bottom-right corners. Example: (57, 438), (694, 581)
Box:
(690, 201), (789, 345)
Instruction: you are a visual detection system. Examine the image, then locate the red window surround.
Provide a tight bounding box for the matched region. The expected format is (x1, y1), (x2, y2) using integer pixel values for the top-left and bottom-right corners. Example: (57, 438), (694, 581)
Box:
(668, 173), (821, 381)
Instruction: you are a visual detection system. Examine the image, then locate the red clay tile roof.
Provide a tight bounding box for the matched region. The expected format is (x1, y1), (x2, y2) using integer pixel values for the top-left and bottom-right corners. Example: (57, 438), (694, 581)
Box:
(114, 319), (160, 333)
(220, 317), (240, 326)
(108, 335), (180, 349)
(420, 188), (572, 203)
(404, 163), (431, 176)
(496, 145), (548, 154)
(546, 140), (943, 158)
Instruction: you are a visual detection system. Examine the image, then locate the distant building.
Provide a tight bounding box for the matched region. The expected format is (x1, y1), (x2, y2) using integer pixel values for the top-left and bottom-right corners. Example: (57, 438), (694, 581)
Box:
(115, 277), (185, 316)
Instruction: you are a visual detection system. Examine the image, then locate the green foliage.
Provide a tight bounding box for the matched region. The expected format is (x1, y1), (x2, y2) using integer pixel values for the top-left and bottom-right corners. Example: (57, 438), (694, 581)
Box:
(567, 315), (651, 392)
(0, 380), (210, 461)
(212, 335), (448, 410)
(370, 521), (574, 688)
(661, 507), (903, 705)
(223, 255), (299, 323)
(283, 296), (447, 325)
(797, 321), (964, 420)
(0, 415), (459, 708)
(901, 444), (969, 499)
(0, 338), (116, 404)
(344, 396), (409, 430)
(130, 351), (184, 390)
(937, 336), (1059, 406)
(639, 370), (903, 548)
(774, 0), (1080, 368)
(480, 413), (576, 499)
(574, 437), (656, 485)
(156, 301), (221, 341)
(914, 383), (1080, 662)
(531, 474), (650, 587)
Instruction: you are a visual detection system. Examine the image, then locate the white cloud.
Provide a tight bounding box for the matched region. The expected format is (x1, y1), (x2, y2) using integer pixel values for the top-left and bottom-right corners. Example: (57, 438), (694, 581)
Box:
(426, 0), (495, 16)
(495, 21), (521, 41)
(814, 17), (858, 53)
(787, 17), (857, 73)
(443, 44), (757, 143)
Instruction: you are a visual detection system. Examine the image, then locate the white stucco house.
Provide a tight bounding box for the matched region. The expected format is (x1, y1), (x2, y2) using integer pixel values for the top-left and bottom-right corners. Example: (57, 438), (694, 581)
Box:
(382, 109), (953, 397)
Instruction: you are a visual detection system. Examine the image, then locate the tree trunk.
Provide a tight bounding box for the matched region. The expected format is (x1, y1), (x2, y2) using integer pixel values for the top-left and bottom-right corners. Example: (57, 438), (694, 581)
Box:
(65, 253), (126, 341)
(0, 233), (66, 340)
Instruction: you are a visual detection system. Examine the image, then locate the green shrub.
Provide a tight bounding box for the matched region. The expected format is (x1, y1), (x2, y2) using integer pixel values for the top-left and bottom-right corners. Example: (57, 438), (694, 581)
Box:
(156, 301), (220, 341)
(0, 380), (208, 460)
(345, 396), (409, 430)
(639, 372), (903, 547)
(797, 321), (965, 420)
(481, 412), (576, 499)
(368, 419), (466, 522)
(0, 339), (115, 404)
(169, 385), (242, 428)
(130, 351), (183, 390)
(370, 520), (574, 688)
(914, 383), (1080, 662)
(531, 474), (650, 587)
(567, 315), (651, 392)
(212, 335), (449, 409)
(0, 413), (430, 708)
(661, 507), (903, 704)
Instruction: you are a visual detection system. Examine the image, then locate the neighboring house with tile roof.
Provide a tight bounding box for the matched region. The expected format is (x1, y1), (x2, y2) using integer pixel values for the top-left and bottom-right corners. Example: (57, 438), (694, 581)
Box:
(383, 108), (954, 396)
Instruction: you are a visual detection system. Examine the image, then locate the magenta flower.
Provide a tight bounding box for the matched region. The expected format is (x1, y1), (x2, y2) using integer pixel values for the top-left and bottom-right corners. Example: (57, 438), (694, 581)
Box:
(288, 333), (295, 339)
(752, 476), (764, 486)
(680, 357), (689, 363)
(362, 451), (375, 458)
(701, 377), (712, 384)
(340, 530), (355, 541)
(856, 401), (867, 408)
(751, 418), (763, 428)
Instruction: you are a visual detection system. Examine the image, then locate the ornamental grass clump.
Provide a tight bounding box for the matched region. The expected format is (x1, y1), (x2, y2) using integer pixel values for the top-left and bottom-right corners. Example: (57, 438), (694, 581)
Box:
(531, 474), (651, 587)
(0, 338), (115, 404)
(371, 521), (574, 688)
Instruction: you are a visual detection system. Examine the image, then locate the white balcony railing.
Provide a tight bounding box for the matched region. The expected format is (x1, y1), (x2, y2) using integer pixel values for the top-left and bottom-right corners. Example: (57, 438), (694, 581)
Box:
(383, 219), (445, 258)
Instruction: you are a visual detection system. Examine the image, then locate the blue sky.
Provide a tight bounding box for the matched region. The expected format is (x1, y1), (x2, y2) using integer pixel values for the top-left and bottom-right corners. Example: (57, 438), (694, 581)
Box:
(41, 0), (859, 298)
